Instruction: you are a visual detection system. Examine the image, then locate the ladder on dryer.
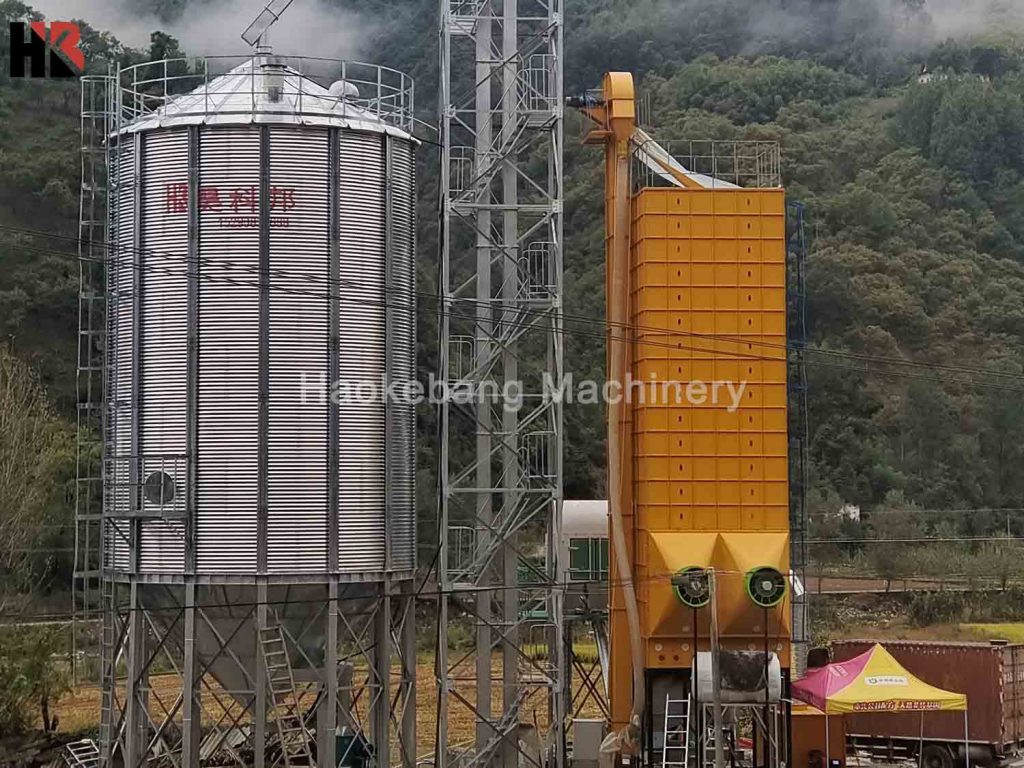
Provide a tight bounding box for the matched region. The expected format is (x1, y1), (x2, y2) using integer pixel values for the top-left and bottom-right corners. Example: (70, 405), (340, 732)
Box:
(259, 626), (315, 767)
(662, 694), (692, 768)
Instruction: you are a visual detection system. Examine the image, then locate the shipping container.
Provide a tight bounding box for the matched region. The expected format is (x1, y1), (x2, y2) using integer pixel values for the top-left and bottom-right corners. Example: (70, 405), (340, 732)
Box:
(829, 640), (1024, 765)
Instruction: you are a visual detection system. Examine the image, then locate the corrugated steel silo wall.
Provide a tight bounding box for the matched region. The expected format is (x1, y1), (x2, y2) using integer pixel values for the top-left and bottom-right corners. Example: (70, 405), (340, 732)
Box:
(338, 131), (386, 571)
(268, 128), (329, 573)
(104, 124), (417, 576)
(105, 134), (134, 571)
(386, 139), (416, 570)
(140, 129), (188, 571)
(196, 127), (261, 573)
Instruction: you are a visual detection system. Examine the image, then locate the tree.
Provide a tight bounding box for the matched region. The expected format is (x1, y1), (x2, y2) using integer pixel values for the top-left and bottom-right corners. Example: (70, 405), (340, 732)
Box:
(0, 345), (73, 613)
(0, 625), (70, 734)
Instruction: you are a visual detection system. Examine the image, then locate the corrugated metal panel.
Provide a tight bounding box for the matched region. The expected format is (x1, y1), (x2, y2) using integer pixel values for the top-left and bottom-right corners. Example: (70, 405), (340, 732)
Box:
(196, 127), (261, 573)
(267, 128), (329, 572)
(1008, 645), (1024, 746)
(104, 123), (416, 577)
(138, 129), (188, 572)
(387, 138), (416, 571)
(833, 640), (1011, 748)
(338, 131), (387, 571)
(105, 136), (136, 571)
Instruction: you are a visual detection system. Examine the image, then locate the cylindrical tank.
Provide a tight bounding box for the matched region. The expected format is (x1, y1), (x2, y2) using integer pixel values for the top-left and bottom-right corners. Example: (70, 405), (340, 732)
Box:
(692, 651), (783, 704)
(104, 55), (417, 578)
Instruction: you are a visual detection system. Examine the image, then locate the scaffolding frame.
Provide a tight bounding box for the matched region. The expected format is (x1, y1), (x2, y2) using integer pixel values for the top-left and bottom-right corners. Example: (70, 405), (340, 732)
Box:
(437, 1), (566, 767)
(787, 201), (810, 676)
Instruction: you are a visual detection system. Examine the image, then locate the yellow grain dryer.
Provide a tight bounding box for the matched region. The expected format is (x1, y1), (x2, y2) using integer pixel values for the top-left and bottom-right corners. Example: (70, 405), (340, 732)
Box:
(572, 73), (791, 768)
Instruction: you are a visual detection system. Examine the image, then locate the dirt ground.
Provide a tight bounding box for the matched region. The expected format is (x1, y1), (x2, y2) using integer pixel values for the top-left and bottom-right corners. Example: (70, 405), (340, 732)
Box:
(52, 654), (605, 759)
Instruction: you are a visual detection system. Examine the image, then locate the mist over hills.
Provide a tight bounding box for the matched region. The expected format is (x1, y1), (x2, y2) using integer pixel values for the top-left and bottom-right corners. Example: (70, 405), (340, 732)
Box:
(3, 0), (1024, 586)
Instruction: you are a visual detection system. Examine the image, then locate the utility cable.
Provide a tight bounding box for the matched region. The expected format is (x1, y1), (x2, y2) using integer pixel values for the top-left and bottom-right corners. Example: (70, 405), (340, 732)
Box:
(6, 223), (1024, 384)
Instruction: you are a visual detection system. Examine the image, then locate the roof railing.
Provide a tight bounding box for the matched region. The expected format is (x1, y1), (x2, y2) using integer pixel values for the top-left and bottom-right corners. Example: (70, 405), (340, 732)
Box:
(114, 55), (415, 134)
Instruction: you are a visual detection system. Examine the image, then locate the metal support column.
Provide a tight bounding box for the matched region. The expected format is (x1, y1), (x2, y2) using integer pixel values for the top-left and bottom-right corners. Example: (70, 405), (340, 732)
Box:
(124, 582), (146, 768)
(437, 0), (566, 766)
(373, 583), (393, 768)
(325, 579), (339, 768)
(181, 581), (200, 766)
(400, 580), (417, 767)
(255, 580), (269, 768)
(787, 200), (810, 677)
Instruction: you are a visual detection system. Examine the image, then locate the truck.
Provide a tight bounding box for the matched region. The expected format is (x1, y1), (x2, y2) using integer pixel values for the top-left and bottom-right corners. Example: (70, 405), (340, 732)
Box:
(829, 640), (1024, 767)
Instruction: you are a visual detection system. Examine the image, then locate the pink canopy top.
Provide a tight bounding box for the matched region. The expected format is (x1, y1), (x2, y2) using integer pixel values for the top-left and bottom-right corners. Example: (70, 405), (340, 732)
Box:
(792, 644), (967, 714)
(793, 647), (871, 711)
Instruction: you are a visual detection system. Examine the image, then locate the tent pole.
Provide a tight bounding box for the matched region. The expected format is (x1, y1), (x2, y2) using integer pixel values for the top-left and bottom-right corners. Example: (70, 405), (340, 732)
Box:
(964, 709), (970, 768)
(825, 710), (830, 768)
(919, 712), (924, 768)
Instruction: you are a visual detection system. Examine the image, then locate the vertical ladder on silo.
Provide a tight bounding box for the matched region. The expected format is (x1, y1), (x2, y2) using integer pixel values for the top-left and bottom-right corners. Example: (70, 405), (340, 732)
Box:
(662, 695), (692, 768)
(259, 626), (315, 767)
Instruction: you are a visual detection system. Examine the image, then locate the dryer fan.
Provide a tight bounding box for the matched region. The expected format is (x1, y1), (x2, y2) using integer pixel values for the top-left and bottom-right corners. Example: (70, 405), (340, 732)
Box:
(671, 566), (711, 609)
(745, 567), (786, 608)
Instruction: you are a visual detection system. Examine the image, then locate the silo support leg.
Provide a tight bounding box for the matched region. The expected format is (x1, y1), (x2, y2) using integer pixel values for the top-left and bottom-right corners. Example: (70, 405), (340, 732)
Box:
(373, 584), (392, 768)
(255, 581), (268, 768)
(181, 582), (200, 767)
(399, 582), (416, 768)
(124, 581), (146, 768)
(325, 579), (339, 768)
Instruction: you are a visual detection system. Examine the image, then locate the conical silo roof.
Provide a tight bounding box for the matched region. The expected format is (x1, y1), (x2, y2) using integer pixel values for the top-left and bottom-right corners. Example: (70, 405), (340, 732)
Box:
(119, 56), (413, 138)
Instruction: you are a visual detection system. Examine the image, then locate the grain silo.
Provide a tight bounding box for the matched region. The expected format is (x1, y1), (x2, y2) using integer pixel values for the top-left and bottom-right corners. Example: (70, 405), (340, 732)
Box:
(86, 52), (418, 767)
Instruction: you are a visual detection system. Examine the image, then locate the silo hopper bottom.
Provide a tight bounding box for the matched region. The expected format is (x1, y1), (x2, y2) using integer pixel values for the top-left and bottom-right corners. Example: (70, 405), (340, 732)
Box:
(138, 582), (378, 712)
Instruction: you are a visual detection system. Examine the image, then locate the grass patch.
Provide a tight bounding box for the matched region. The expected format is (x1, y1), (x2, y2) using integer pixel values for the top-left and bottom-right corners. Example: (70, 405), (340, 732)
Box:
(961, 623), (1024, 643)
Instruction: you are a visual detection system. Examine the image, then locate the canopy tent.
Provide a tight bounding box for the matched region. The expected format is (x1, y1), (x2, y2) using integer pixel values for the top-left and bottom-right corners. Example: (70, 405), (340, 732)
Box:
(793, 643), (966, 714)
(793, 643), (968, 768)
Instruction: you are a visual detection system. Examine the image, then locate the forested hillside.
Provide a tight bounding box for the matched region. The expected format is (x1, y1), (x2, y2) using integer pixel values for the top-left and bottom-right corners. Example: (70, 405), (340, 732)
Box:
(5, 0), (1024, 597)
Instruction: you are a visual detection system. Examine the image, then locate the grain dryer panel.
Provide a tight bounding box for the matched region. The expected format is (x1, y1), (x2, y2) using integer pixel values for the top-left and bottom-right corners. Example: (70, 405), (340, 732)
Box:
(631, 186), (791, 670)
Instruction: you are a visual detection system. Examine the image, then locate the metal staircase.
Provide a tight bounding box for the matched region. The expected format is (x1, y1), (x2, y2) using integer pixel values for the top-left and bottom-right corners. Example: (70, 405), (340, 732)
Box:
(64, 738), (100, 767)
(259, 626), (314, 767)
(661, 695), (692, 768)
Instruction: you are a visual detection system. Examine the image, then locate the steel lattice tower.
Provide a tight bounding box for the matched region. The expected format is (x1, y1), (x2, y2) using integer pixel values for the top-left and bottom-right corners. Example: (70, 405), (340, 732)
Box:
(437, 1), (566, 767)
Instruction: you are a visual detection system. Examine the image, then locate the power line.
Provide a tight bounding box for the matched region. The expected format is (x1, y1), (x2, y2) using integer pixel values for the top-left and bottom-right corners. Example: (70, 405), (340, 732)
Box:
(8, 227), (1024, 394)
(6, 223), (1024, 385)
(36, 505), (1024, 530)
(0, 567), (772, 623)
(806, 535), (1024, 544)
(810, 507), (1024, 518)
(20, 530), (1024, 557)
(4, 563), (1019, 625)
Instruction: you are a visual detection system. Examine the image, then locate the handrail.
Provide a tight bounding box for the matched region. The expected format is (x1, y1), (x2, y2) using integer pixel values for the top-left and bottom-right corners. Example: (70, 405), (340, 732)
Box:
(113, 54), (415, 134)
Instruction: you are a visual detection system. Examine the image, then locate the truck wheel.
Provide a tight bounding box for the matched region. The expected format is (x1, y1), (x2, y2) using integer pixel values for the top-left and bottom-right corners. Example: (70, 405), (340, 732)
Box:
(921, 744), (954, 768)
